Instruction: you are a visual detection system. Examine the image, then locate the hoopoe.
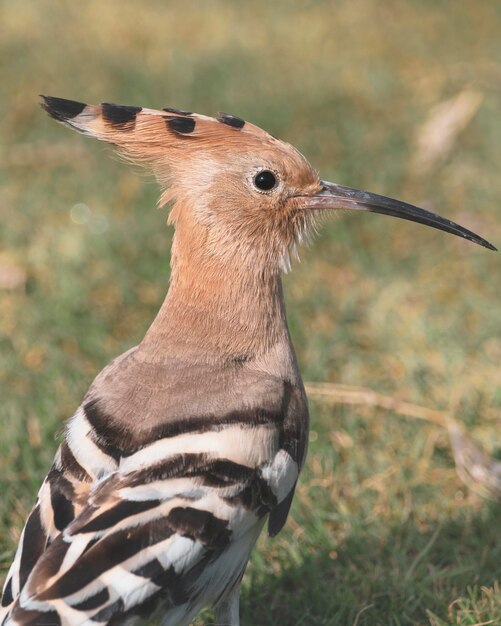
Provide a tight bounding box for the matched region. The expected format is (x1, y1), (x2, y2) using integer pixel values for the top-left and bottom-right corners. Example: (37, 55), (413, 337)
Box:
(1, 96), (495, 626)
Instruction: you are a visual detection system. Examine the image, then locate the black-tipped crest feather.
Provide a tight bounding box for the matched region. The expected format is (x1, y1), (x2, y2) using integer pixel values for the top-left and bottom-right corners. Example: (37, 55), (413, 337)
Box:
(102, 103), (142, 127)
(40, 95), (86, 122)
(218, 113), (245, 129)
(164, 115), (196, 134)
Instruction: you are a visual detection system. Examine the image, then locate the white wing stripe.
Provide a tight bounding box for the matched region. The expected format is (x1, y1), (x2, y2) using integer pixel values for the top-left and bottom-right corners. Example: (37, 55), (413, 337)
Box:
(119, 423), (278, 473)
(66, 408), (118, 480)
(100, 569), (159, 611)
(261, 450), (298, 502)
(117, 478), (206, 502)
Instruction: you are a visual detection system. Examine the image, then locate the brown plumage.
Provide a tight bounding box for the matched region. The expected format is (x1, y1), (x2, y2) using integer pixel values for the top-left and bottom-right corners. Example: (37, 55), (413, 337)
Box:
(0, 96), (495, 626)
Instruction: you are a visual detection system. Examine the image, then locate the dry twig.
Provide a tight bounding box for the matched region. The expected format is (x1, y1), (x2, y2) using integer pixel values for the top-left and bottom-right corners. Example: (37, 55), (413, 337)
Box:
(305, 382), (501, 502)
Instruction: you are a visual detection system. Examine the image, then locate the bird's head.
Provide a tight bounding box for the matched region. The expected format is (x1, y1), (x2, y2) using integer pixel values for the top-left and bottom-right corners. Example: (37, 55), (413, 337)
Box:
(41, 96), (495, 276)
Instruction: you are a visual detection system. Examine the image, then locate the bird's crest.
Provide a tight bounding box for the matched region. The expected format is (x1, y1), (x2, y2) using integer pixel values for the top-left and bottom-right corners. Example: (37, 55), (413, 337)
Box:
(40, 96), (304, 215)
(40, 95), (322, 271)
(40, 95), (494, 266)
(40, 95), (271, 162)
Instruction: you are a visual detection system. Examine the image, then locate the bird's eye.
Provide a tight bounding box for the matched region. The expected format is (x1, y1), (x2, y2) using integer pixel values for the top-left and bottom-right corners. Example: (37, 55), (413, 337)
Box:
(253, 170), (277, 191)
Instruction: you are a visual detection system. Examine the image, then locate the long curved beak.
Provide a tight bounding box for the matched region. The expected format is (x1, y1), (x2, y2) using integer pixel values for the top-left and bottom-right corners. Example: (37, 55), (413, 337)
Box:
(299, 181), (496, 251)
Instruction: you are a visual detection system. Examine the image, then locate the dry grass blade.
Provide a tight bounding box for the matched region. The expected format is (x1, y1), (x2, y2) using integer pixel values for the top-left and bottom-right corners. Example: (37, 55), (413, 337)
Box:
(410, 88), (483, 175)
(305, 382), (501, 502)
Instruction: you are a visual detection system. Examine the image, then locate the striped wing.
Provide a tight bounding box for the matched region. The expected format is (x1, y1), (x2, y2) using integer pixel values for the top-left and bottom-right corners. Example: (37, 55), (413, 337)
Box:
(5, 446), (275, 626)
(1, 349), (309, 625)
(2, 420), (303, 625)
(1, 443), (93, 619)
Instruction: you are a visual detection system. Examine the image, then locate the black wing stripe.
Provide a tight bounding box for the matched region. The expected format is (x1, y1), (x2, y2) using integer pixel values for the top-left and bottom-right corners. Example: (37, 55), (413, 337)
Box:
(268, 484), (296, 537)
(190, 459), (257, 486)
(83, 398), (282, 457)
(167, 507), (230, 548)
(10, 607), (61, 626)
(83, 401), (123, 461)
(38, 518), (175, 600)
(124, 454), (255, 487)
(60, 441), (91, 482)
(144, 407), (284, 441)
(37, 507), (228, 601)
(71, 587), (110, 611)
(24, 535), (72, 594)
(113, 569), (185, 624)
(132, 558), (163, 580)
(120, 455), (275, 511)
(90, 597), (124, 622)
(278, 381), (309, 465)
(223, 478), (277, 513)
(123, 453), (209, 486)
(49, 475), (75, 531)
(1, 576), (13, 607)
(19, 505), (48, 590)
(73, 498), (161, 534)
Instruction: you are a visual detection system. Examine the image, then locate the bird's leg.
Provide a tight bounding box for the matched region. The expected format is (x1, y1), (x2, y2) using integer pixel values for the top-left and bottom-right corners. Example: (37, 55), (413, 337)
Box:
(214, 583), (241, 626)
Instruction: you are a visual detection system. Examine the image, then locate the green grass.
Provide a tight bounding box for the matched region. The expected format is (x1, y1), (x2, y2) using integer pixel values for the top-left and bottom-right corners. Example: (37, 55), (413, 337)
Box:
(1, 1), (500, 624)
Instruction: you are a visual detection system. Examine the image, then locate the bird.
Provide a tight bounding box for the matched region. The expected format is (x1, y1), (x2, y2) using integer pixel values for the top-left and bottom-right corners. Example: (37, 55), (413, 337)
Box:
(0, 95), (495, 626)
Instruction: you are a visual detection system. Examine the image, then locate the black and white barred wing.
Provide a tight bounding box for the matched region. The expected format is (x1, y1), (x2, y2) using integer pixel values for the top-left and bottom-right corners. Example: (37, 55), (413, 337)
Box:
(1, 355), (308, 625)
(5, 448), (277, 626)
(0, 440), (94, 620)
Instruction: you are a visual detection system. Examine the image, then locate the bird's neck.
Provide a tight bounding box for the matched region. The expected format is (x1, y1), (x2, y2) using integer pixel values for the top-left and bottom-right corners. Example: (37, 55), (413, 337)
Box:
(138, 219), (291, 363)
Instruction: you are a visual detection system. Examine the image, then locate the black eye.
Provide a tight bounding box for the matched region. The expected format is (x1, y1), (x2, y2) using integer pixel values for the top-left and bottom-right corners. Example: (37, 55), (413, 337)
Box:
(253, 170), (277, 191)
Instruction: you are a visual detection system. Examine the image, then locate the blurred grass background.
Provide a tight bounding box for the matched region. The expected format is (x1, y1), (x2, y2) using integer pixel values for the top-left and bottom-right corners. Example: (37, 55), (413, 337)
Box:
(1, 1), (500, 624)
